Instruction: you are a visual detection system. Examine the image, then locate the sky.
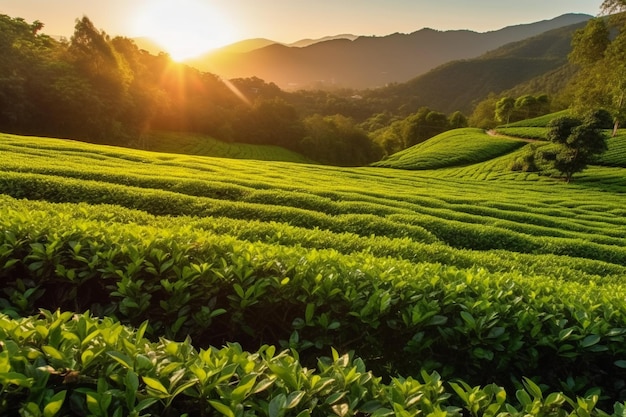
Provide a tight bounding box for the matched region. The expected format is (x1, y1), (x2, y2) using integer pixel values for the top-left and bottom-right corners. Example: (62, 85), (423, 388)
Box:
(0, 0), (605, 60)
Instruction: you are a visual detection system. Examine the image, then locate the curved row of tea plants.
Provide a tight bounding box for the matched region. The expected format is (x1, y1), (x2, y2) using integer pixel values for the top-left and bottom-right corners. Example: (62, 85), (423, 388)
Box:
(2, 133), (626, 268)
(2, 170), (626, 267)
(2, 132), (626, 408)
(2, 196), (626, 402)
(4, 310), (623, 417)
(136, 131), (314, 163)
(2, 194), (624, 284)
(596, 133), (626, 168)
(371, 129), (527, 170)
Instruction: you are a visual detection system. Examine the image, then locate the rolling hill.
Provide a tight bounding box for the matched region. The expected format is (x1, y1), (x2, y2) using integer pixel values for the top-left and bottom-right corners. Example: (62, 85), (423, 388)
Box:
(372, 128), (528, 170)
(2, 119), (626, 413)
(187, 14), (590, 90)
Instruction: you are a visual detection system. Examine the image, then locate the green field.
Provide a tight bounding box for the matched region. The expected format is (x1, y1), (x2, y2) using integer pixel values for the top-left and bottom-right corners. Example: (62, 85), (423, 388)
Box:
(2, 130), (626, 415)
(372, 128), (528, 170)
(131, 131), (313, 163)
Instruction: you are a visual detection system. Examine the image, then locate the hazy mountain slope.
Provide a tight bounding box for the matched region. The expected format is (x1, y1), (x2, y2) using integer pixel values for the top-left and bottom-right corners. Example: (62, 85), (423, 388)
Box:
(366, 20), (587, 114)
(188, 14), (590, 89)
(288, 34), (358, 48)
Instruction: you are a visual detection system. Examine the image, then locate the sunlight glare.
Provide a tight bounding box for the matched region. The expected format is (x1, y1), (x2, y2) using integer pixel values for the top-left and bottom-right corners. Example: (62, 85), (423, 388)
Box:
(134, 0), (237, 61)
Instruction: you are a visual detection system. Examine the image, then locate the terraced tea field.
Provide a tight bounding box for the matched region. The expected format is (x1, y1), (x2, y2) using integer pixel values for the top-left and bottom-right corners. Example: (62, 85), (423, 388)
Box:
(1, 130), (626, 415)
(135, 131), (313, 163)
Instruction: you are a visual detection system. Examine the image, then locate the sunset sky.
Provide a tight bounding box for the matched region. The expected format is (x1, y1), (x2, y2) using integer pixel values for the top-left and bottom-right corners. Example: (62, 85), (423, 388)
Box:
(0, 0), (604, 60)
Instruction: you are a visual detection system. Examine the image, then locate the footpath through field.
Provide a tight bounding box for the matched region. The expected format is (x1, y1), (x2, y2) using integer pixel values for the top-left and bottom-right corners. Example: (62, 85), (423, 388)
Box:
(486, 129), (541, 143)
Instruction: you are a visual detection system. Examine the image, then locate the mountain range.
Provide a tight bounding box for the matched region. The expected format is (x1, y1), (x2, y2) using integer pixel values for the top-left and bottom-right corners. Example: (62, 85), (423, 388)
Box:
(183, 13), (591, 90)
(365, 18), (589, 114)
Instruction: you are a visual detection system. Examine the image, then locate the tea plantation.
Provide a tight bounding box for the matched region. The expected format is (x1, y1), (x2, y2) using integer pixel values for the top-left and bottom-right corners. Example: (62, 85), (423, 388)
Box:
(1, 129), (626, 416)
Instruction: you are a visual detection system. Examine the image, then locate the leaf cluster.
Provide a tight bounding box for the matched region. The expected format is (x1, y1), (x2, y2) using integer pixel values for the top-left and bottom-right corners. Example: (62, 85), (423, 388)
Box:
(5, 310), (626, 416)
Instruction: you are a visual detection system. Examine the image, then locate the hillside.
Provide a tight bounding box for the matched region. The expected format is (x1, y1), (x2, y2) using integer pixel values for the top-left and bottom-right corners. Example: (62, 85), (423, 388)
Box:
(2, 128), (626, 414)
(372, 128), (528, 169)
(133, 131), (313, 163)
(366, 20), (587, 114)
(188, 14), (590, 90)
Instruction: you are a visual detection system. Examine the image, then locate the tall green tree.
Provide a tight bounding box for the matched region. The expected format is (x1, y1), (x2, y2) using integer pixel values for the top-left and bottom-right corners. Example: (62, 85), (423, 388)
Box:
(448, 111), (468, 129)
(495, 97), (515, 125)
(568, 15), (626, 135)
(402, 107), (450, 147)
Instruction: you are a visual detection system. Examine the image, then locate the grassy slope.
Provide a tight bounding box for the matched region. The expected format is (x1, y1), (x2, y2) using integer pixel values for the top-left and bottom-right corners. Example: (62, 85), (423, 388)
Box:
(3, 130), (626, 407)
(371, 128), (527, 170)
(598, 132), (626, 167)
(1, 131), (626, 278)
(130, 130), (314, 163)
(374, 111), (626, 170)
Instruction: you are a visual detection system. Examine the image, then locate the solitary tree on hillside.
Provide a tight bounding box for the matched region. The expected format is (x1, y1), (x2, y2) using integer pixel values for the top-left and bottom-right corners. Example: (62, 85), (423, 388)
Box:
(542, 112), (608, 182)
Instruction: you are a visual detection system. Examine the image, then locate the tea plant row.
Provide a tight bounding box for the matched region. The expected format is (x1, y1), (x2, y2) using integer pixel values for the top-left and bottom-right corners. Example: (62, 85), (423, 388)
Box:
(2, 197), (626, 401)
(372, 129), (527, 170)
(3, 310), (622, 417)
(2, 169), (625, 268)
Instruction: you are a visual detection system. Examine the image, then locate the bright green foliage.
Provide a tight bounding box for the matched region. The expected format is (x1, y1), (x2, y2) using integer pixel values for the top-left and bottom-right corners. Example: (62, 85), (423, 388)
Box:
(541, 114), (608, 182)
(501, 110), (571, 128)
(1, 311), (625, 416)
(567, 16), (626, 132)
(372, 128), (527, 169)
(1, 132), (626, 411)
(493, 127), (548, 140)
(137, 131), (314, 163)
(595, 131), (626, 167)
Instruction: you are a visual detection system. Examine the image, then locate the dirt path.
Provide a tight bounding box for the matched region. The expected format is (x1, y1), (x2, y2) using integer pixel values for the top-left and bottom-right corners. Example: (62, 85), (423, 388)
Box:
(486, 129), (542, 143)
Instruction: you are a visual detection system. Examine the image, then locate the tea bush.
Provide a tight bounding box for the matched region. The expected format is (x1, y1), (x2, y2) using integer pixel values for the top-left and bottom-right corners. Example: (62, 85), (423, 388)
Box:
(4, 310), (625, 417)
(2, 132), (626, 408)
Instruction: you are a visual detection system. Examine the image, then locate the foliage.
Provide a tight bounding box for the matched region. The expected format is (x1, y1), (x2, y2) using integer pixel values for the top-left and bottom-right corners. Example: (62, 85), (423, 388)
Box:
(300, 114), (382, 166)
(4, 310), (626, 416)
(134, 131), (313, 163)
(372, 107), (468, 156)
(0, 133), (626, 406)
(0, 14), (386, 166)
(493, 127), (548, 140)
(501, 110), (571, 128)
(372, 129), (527, 169)
(567, 16), (626, 133)
(594, 131), (626, 167)
(540, 113), (609, 182)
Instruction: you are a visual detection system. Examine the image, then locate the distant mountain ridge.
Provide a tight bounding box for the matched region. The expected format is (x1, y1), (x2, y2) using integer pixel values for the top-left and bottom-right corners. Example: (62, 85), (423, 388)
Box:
(186, 13), (591, 89)
(365, 19), (589, 115)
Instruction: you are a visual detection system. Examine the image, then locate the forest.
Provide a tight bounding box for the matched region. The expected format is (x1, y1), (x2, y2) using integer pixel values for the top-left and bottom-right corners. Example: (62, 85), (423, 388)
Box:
(0, 13), (587, 167)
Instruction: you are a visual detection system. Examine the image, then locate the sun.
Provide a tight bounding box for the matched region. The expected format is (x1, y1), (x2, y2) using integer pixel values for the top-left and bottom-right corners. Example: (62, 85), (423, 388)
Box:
(133, 0), (237, 61)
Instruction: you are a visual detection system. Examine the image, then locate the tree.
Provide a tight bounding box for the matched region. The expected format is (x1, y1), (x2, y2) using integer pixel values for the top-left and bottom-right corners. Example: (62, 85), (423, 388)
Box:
(567, 16), (625, 135)
(468, 94), (498, 128)
(542, 112), (608, 182)
(300, 114), (381, 165)
(448, 111), (468, 129)
(495, 97), (515, 125)
(569, 18), (610, 66)
(514, 95), (539, 120)
(601, 0), (626, 14)
(401, 107), (450, 147)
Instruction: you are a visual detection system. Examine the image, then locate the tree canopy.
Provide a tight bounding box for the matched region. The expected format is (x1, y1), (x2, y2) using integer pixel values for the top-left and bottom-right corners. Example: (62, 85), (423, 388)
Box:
(540, 112), (608, 182)
(567, 14), (626, 134)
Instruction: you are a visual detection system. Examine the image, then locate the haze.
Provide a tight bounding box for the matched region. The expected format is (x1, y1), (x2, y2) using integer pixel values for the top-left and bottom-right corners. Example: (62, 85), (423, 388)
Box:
(0, 0), (603, 59)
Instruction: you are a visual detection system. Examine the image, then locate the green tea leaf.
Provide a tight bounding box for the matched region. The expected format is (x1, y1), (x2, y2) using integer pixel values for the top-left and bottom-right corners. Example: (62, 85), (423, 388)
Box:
(143, 376), (169, 395)
(43, 390), (67, 417)
(209, 400), (235, 417)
